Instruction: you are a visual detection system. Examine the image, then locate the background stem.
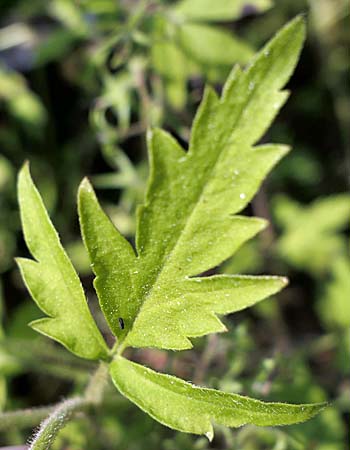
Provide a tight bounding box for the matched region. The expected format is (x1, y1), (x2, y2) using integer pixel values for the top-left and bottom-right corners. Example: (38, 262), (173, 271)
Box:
(0, 407), (55, 431)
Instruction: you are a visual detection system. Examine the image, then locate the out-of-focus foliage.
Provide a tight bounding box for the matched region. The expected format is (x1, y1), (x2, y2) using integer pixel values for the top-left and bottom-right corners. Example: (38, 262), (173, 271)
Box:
(0, 155), (16, 273)
(220, 239), (264, 275)
(274, 194), (350, 275)
(0, 0), (349, 448)
(0, 66), (46, 129)
(318, 251), (350, 330)
(0, 285), (6, 411)
(316, 241), (350, 376)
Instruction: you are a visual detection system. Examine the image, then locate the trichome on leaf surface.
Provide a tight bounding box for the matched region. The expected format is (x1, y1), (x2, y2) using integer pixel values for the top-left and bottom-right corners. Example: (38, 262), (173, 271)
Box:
(13, 15), (326, 448)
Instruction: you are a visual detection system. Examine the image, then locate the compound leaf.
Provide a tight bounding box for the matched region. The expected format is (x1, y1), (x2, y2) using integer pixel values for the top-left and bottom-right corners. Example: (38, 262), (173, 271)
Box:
(17, 164), (108, 360)
(79, 17), (305, 351)
(110, 356), (326, 440)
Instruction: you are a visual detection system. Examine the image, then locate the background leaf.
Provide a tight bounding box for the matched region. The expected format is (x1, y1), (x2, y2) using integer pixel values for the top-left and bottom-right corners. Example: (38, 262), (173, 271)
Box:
(173, 0), (273, 22)
(177, 23), (254, 67)
(317, 255), (350, 330)
(275, 193), (350, 274)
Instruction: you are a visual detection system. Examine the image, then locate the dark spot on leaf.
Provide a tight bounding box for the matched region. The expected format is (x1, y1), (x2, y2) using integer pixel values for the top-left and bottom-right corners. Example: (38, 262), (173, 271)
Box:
(241, 4), (259, 16)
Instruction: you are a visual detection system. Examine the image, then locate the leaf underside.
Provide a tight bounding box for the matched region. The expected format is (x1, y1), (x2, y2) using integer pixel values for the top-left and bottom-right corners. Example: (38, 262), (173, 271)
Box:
(110, 356), (326, 440)
(79, 16), (306, 351)
(17, 164), (108, 360)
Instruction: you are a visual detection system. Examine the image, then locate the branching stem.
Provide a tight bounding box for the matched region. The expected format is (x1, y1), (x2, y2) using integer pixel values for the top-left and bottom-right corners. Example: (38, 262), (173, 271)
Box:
(26, 362), (109, 450)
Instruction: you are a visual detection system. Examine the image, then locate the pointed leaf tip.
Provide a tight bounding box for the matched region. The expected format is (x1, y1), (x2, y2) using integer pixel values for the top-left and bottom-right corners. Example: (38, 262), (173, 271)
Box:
(79, 177), (94, 193)
(205, 429), (214, 442)
(119, 17), (307, 351)
(110, 357), (327, 437)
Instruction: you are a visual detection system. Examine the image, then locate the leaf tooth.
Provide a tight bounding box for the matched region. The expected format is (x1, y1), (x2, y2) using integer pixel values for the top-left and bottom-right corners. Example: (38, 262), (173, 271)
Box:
(205, 428), (214, 442)
(221, 63), (243, 101)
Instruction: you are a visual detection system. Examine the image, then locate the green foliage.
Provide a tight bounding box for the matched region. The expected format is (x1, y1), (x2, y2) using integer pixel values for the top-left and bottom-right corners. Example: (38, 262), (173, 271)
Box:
(151, 14), (254, 106)
(110, 356), (325, 440)
(0, 285), (6, 411)
(274, 194), (350, 274)
(316, 244), (350, 374)
(0, 0), (348, 446)
(268, 355), (347, 449)
(219, 239), (264, 275)
(0, 155), (16, 274)
(13, 17), (327, 442)
(318, 255), (350, 330)
(16, 164), (108, 360)
(174, 0), (272, 22)
(80, 16), (305, 352)
(79, 178), (287, 350)
(0, 66), (46, 129)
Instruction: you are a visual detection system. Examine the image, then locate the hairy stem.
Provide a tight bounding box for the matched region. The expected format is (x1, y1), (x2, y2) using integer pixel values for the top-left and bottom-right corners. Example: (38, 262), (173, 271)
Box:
(27, 362), (109, 450)
(28, 397), (87, 450)
(85, 361), (109, 404)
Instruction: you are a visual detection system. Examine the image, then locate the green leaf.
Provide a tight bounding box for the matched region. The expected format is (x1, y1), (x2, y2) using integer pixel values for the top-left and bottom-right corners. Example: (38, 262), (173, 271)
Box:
(219, 239), (264, 275)
(173, 0), (273, 22)
(78, 178), (136, 342)
(110, 356), (326, 439)
(151, 16), (253, 104)
(151, 39), (190, 81)
(177, 23), (254, 66)
(165, 78), (188, 110)
(79, 17), (306, 351)
(150, 39), (190, 108)
(317, 256), (350, 330)
(275, 194), (350, 274)
(0, 66), (47, 129)
(0, 282), (6, 411)
(17, 164), (108, 360)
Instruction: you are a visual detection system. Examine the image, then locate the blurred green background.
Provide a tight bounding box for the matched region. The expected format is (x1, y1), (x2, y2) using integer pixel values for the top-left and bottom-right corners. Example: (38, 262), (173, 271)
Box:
(0, 0), (349, 448)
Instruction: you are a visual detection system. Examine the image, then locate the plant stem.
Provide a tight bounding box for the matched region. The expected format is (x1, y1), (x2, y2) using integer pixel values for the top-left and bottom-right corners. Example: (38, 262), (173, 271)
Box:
(85, 361), (109, 404)
(28, 397), (87, 450)
(27, 362), (109, 450)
